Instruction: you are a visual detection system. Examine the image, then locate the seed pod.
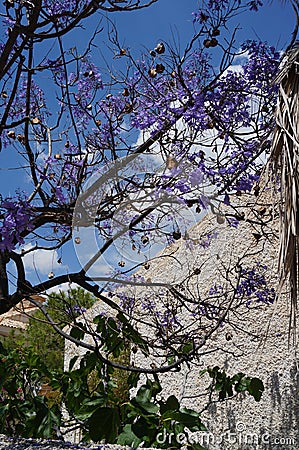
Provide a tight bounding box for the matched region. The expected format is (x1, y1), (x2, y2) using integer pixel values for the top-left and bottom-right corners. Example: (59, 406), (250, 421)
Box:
(119, 48), (127, 56)
(261, 105), (269, 113)
(173, 230), (181, 240)
(7, 130), (16, 139)
(148, 68), (157, 78)
(156, 63), (165, 74)
(141, 235), (149, 245)
(216, 214), (225, 224)
(203, 39), (212, 48)
(257, 207), (267, 216)
(118, 260), (125, 267)
(166, 155), (177, 170)
(155, 42), (165, 54)
(54, 153), (61, 159)
(124, 103), (133, 113)
(17, 134), (26, 144)
(199, 12), (209, 22)
(32, 117), (40, 124)
(48, 272), (54, 279)
(254, 186), (260, 197)
(150, 50), (156, 57)
(122, 88), (129, 97)
(210, 38), (218, 47)
(211, 28), (220, 36)
(144, 261), (150, 270)
(74, 237), (81, 244)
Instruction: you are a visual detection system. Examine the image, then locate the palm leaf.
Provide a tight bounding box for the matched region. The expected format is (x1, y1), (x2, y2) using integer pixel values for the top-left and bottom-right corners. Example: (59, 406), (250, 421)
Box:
(267, 44), (299, 333)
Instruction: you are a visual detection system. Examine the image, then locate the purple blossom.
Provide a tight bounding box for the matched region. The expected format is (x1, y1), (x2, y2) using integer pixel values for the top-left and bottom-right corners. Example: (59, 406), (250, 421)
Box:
(0, 196), (34, 251)
(227, 217), (239, 228)
(189, 169), (204, 187)
(66, 304), (87, 316)
(237, 266), (275, 305)
(55, 186), (67, 204)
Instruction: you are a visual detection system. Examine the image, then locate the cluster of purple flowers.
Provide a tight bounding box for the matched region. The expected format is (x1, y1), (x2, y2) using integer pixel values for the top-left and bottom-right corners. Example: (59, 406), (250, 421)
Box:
(208, 265), (275, 305)
(0, 197), (34, 251)
(3, 76), (47, 128)
(118, 291), (136, 313)
(65, 304), (87, 316)
(39, 150), (86, 205)
(209, 284), (224, 296)
(43, 0), (90, 27)
(49, 56), (103, 129)
(237, 265), (276, 305)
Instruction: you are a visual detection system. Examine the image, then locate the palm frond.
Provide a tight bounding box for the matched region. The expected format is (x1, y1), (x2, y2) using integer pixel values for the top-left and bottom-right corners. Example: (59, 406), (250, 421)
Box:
(267, 44), (299, 335)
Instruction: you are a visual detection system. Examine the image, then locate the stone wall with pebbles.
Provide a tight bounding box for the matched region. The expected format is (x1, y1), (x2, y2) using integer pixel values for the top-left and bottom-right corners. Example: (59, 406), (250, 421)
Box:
(0, 435), (142, 450)
(65, 193), (299, 450)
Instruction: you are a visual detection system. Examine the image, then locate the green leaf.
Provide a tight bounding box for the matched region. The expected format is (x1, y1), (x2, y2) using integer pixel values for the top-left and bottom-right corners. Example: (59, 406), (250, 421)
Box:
(160, 395), (180, 414)
(37, 408), (61, 438)
(248, 377), (264, 401)
(161, 409), (181, 422)
(69, 355), (79, 371)
(127, 371), (140, 389)
(88, 406), (120, 442)
(135, 384), (151, 403)
(234, 375), (251, 393)
(179, 408), (207, 432)
(179, 341), (194, 355)
(132, 416), (155, 440)
(131, 385), (159, 414)
(76, 397), (106, 420)
(117, 312), (149, 354)
(117, 424), (142, 447)
(131, 398), (159, 414)
(70, 324), (85, 341)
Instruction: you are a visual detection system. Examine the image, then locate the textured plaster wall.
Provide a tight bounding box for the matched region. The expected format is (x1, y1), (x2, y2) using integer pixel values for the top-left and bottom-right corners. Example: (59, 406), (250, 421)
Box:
(65, 192), (299, 449)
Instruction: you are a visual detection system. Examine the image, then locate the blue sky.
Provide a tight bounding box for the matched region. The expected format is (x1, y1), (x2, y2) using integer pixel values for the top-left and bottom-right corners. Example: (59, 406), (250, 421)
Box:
(0, 0), (296, 291)
(112, 1), (294, 52)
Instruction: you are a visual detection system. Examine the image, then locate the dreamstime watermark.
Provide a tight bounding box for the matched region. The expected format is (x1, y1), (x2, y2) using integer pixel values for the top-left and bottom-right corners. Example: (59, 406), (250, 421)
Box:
(156, 423), (296, 447)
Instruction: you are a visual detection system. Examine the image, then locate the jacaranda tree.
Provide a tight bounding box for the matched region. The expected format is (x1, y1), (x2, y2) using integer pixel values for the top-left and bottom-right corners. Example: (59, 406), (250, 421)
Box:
(0, 0), (296, 432)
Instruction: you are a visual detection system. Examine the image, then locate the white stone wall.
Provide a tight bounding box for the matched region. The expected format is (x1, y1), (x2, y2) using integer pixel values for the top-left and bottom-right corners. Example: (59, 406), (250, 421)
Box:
(65, 192), (299, 449)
